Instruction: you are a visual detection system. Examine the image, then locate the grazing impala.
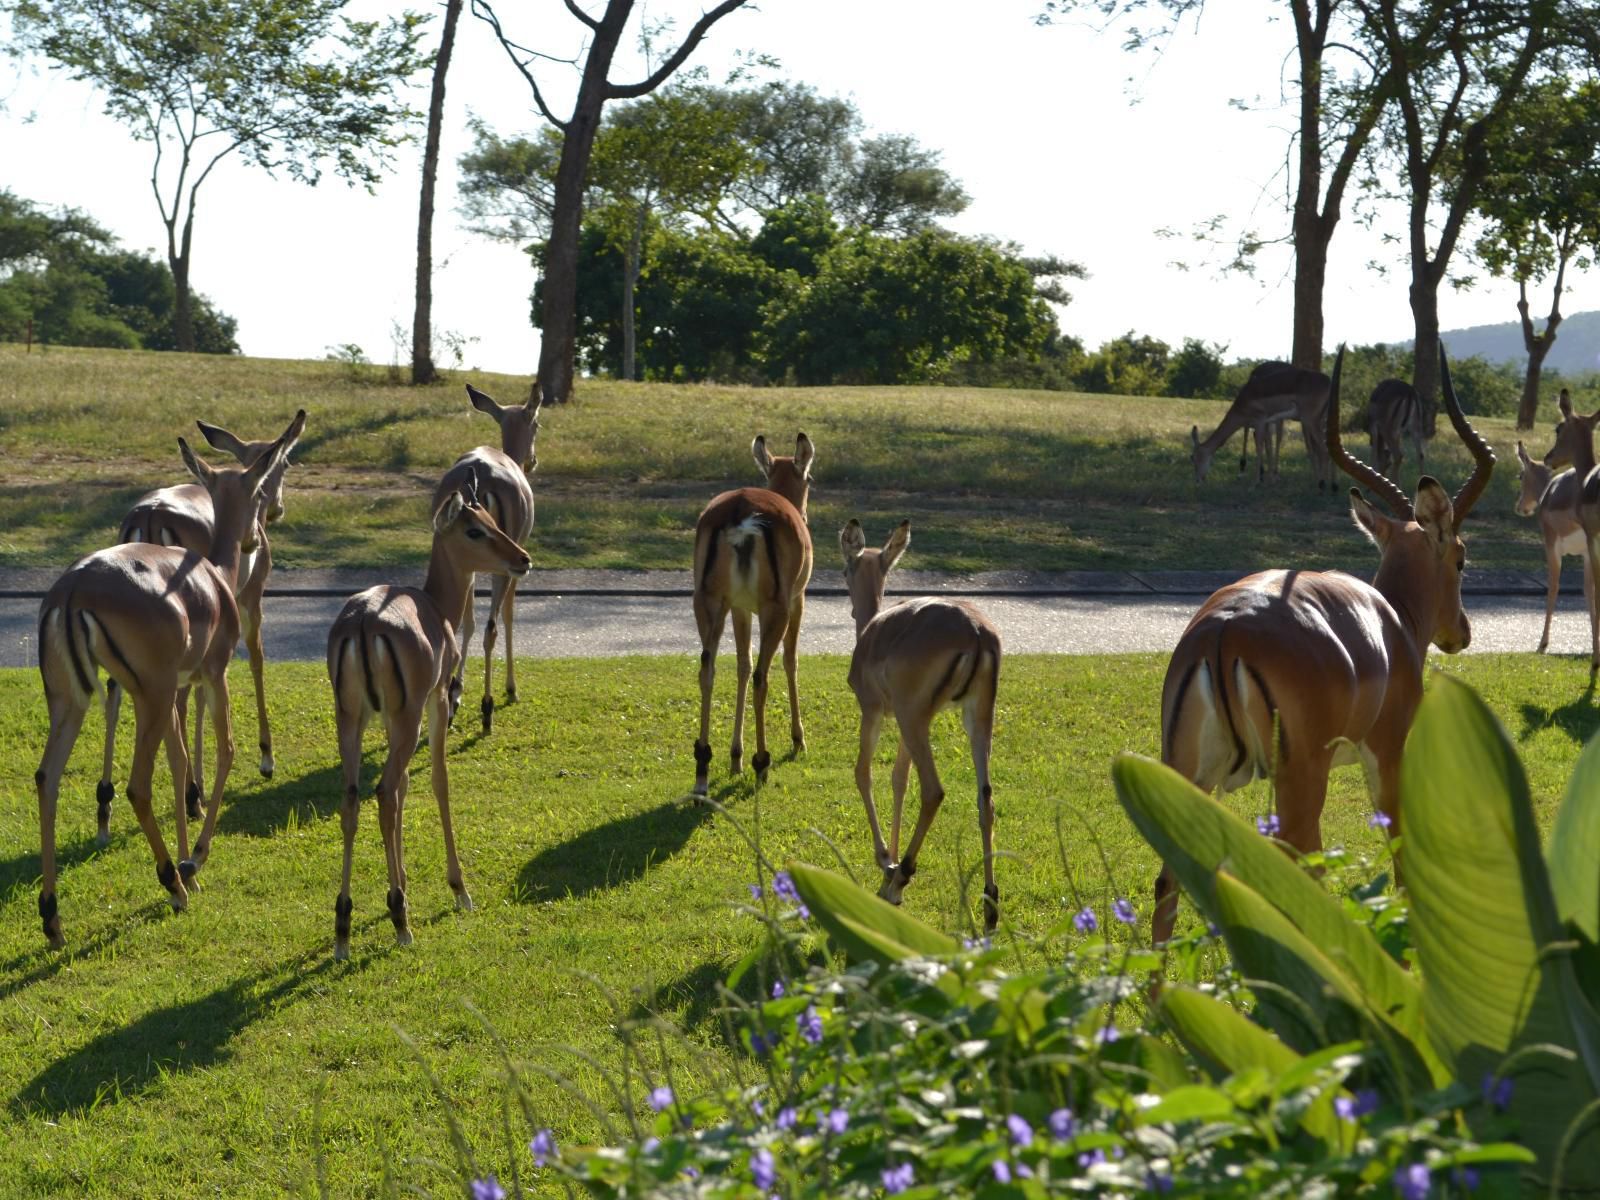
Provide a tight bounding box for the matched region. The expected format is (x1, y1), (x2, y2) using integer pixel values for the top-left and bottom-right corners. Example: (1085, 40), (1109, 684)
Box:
(328, 479), (531, 960)
(34, 424), (298, 946)
(1192, 360), (1332, 487)
(1515, 440), (1586, 654)
(437, 383), (539, 733)
(1540, 392), (1600, 676)
(98, 412), (306, 843)
(1155, 345), (1493, 945)
(691, 433), (814, 797)
(841, 520), (1003, 930)
(1366, 378), (1432, 479)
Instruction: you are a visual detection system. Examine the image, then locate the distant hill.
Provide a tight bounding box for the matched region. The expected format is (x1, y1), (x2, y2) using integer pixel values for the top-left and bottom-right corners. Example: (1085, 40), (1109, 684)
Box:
(1435, 310), (1600, 375)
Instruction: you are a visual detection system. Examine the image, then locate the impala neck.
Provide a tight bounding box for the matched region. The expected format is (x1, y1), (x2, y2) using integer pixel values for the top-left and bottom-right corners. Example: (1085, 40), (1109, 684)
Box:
(1371, 554), (1437, 653)
(423, 540), (474, 638)
(206, 505), (259, 594)
(1572, 428), (1599, 479)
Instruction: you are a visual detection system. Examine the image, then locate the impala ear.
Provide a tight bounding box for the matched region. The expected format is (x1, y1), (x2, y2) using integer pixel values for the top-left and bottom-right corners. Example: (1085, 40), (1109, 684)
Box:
(840, 518), (866, 565)
(1348, 488), (1388, 548)
(882, 520), (910, 570)
(243, 420), (298, 494)
(794, 432), (815, 478)
(433, 490), (465, 533)
(281, 407), (308, 450)
(1517, 440), (1532, 467)
(178, 437), (213, 485)
(467, 384), (506, 424)
(1190, 426), (1199, 452)
(1560, 389), (1575, 419)
(1412, 476), (1453, 549)
(196, 420), (248, 461)
(752, 434), (775, 478)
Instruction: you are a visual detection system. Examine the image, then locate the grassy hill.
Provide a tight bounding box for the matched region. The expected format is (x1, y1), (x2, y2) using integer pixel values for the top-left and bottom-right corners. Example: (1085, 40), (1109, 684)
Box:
(1435, 308), (1600, 377)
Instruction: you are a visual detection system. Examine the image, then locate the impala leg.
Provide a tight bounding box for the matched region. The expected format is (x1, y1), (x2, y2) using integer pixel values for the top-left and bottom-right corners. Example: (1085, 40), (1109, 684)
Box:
(377, 715), (420, 947)
(450, 578), (476, 725)
(242, 598), (273, 777)
(186, 672), (235, 875)
(97, 678), (120, 846)
(36, 690), (89, 947)
(180, 685), (205, 822)
(431, 689), (472, 911)
(128, 693), (188, 912)
(479, 574), (509, 733)
(332, 701), (368, 961)
(889, 739), (912, 863)
(1274, 753), (1331, 868)
(964, 691), (999, 933)
(500, 577), (519, 704)
(1587, 533), (1600, 678)
(783, 592), (805, 752)
(853, 704), (893, 876)
(1540, 540), (1561, 653)
(750, 603), (789, 782)
(1152, 864), (1180, 947)
(165, 701), (192, 869)
(881, 709), (943, 907)
(730, 609), (752, 774)
(692, 592), (727, 797)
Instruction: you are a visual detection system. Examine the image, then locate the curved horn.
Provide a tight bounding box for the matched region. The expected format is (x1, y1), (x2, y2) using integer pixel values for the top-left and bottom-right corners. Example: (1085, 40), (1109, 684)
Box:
(1326, 344), (1413, 519)
(1439, 343), (1495, 524)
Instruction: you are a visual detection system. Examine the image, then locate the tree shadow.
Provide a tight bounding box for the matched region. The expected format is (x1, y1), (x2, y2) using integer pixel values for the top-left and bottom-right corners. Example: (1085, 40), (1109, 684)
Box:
(0, 900), (168, 1008)
(291, 406), (416, 462)
(217, 761), (347, 839)
(0, 831), (114, 905)
(515, 796), (722, 903)
(631, 956), (769, 1048)
(12, 950), (337, 1118)
(1517, 670), (1600, 745)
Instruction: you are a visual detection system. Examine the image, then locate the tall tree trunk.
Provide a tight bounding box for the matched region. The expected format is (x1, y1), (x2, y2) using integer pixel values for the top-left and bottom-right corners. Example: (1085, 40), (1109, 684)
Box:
(1289, 0), (1327, 371)
(413, 0), (463, 386)
(1516, 272), (1565, 429)
(1409, 272), (1441, 406)
(620, 204), (646, 381)
(168, 210), (197, 353)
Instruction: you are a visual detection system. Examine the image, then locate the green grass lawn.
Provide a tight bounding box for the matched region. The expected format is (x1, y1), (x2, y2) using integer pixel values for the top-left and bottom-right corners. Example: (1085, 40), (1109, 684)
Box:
(0, 344), (1555, 575)
(0, 651), (1594, 1196)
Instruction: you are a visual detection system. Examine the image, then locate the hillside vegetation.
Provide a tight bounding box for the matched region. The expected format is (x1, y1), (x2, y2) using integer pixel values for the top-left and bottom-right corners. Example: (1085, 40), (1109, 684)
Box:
(0, 343), (1557, 576)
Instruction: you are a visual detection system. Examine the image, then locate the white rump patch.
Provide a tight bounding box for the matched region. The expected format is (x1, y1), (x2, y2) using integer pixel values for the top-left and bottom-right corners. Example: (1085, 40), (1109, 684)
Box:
(727, 516), (764, 610)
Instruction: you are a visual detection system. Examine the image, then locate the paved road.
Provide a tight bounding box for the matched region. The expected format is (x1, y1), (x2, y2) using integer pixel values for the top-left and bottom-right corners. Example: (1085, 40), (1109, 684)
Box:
(2, 586), (1592, 667)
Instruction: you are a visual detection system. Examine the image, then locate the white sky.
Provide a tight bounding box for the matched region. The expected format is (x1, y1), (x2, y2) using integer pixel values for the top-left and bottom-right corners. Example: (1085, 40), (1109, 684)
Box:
(1, 0), (1572, 374)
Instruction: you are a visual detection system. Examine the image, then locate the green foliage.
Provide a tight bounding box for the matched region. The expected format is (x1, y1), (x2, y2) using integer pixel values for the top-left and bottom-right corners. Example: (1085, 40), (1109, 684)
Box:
(1073, 331), (1172, 397)
(1164, 337), (1228, 398)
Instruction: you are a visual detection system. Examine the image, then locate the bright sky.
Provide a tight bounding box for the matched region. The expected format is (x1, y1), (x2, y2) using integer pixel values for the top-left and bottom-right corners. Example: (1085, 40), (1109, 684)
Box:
(2, 0), (1573, 374)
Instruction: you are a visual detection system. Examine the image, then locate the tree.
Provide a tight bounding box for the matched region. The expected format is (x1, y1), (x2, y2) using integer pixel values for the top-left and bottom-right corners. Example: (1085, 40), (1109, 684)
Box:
(1038, 1), (1397, 371)
(714, 80), (859, 213)
(1470, 79), (1600, 428)
(833, 134), (970, 236)
(471, 0), (752, 404)
(6, 0), (427, 352)
(413, 0), (465, 385)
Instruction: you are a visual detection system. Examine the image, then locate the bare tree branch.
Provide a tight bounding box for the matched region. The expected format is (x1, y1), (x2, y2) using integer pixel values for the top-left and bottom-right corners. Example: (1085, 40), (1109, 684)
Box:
(563, 0), (601, 30)
(607, 0), (748, 99)
(471, 0), (569, 128)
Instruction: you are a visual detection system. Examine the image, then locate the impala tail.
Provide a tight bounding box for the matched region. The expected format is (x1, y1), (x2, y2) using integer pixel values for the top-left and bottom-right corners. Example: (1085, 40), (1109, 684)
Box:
(1161, 639), (1276, 795)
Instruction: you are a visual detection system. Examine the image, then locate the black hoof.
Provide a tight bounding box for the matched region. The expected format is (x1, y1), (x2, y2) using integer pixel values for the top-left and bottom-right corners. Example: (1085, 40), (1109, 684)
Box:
(983, 883), (1000, 933)
(481, 694), (494, 734)
(387, 886), (408, 932)
(96, 779), (114, 815)
(157, 859), (179, 894)
(505, 685), (517, 704)
(178, 859), (199, 883)
(334, 894), (353, 940)
(185, 780), (203, 822)
(752, 750), (772, 780)
(39, 892), (61, 946)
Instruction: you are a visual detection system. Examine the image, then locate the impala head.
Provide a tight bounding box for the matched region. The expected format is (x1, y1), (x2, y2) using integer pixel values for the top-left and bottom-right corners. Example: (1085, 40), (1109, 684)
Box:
(1542, 390), (1600, 472)
(466, 383), (540, 474)
(840, 518), (911, 636)
(179, 412), (303, 555)
(1515, 440), (1554, 517)
(1328, 343), (1493, 655)
(432, 477), (532, 578)
(1189, 425), (1215, 483)
(753, 432), (815, 516)
(196, 409), (307, 525)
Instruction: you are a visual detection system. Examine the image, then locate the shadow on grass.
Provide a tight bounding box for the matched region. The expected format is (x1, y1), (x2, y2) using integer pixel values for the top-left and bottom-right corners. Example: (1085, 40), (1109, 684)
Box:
(0, 830), (111, 905)
(632, 955), (772, 1049)
(12, 950), (337, 1118)
(0, 900), (168, 1008)
(515, 796), (722, 903)
(1517, 670), (1600, 745)
(218, 761), (346, 839)
(291, 405), (416, 463)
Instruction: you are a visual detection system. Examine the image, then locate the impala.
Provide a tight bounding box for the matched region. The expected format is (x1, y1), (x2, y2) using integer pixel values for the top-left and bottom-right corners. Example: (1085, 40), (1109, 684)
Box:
(437, 383), (539, 733)
(98, 412), (306, 844)
(34, 423), (298, 946)
(1366, 377), (1432, 479)
(1515, 439), (1586, 654)
(1191, 360), (1331, 487)
(841, 519), (1003, 930)
(1540, 392), (1600, 676)
(328, 479), (531, 960)
(1154, 345), (1493, 945)
(691, 433), (814, 797)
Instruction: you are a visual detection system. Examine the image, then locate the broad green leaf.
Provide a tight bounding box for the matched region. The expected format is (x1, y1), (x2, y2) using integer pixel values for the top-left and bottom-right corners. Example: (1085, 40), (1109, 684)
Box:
(1550, 730), (1600, 944)
(1099, 1033), (1193, 1093)
(1111, 754), (1428, 1052)
(788, 862), (959, 963)
(1213, 871), (1438, 1092)
(1132, 1084), (1235, 1126)
(1157, 986), (1348, 1153)
(1402, 674), (1600, 1179)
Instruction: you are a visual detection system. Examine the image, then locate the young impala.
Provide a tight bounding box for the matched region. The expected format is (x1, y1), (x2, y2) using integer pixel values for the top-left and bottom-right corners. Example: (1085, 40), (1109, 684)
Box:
(1192, 360), (1332, 487)
(99, 412), (306, 843)
(328, 479), (531, 960)
(691, 433), (814, 797)
(1515, 439), (1586, 654)
(437, 384), (539, 733)
(1155, 345), (1493, 945)
(841, 520), (1003, 929)
(34, 423), (298, 946)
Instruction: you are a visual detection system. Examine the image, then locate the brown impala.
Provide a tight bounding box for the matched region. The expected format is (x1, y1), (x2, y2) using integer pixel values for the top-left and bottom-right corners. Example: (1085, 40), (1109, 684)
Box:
(34, 423), (299, 946)
(841, 520), (1003, 929)
(1514, 439), (1586, 654)
(1541, 392), (1600, 676)
(100, 412), (306, 843)
(1154, 346), (1493, 945)
(691, 433), (814, 797)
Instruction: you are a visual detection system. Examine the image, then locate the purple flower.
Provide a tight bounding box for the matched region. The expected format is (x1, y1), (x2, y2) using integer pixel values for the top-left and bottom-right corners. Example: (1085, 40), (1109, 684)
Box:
(1006, 1113), (1033, 1147)
(1048, 1108), (1076, 1140)
(1074, 906), (1098, 933)
(1147, 1168), (1174, 1193)
(776, 1106), (797, 1130)
(1112, 898), (1137, 925)
(771, 978), (785, 998)
(752, 1099), (765, 1117)
(991, 1160), (1012, 1184)
(1394, 1163), (1431, 1200)
(1334, 1088), (1379, 1122)
(1094, 1025), (1120, 1045)
(1077, 1148), (1106, 1168)
(1369, 810), (1393, 830)
(797, 1006), (823, 1045)
(1257, 813), (1281, 837)
(648, 1085), (674, 1112)
(749, 882), (763, 899)
(772, 871), (799, 903)
(1015, 1162), (1033, 1178)
(749, 1032), (770, 1057)
(963, 935), (993, 950)
(820, 1107), (849, 1135)
(751, 1147), (776, 1190)
(1483, 1072), (1514, 1112)
(881, 1162), (914, 1194)
(796, 902), (810, 920)
(529, 1128), (556, 1167)
(683, 1165), (700, 1180)
(1453, 1166), (1480, 1192)
(470, 1178), (505, 1200)
(641, 1137), (660, 1153)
